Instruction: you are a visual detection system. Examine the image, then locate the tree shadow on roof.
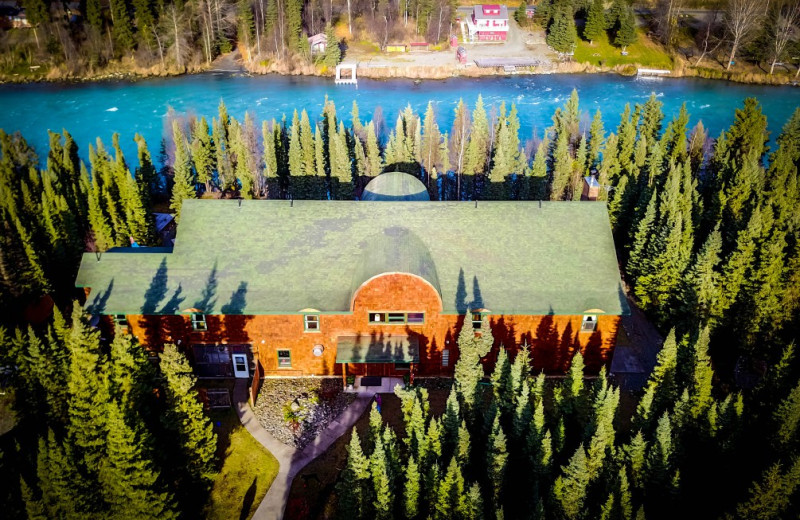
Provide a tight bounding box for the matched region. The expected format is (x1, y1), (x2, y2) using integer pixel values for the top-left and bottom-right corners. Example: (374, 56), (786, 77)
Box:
(194, 262), (218, 313)
(87, 278), (114, 316)
(221, 282), (251, 344)
(142, 258), (168, 314)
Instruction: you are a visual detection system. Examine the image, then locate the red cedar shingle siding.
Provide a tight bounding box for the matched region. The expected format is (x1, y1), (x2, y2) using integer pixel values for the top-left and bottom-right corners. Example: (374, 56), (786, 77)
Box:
(117, 273), (620, 378)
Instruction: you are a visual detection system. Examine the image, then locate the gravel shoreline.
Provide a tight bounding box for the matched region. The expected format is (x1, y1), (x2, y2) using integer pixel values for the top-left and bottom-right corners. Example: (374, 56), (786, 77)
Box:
(252, 378), (356, 449)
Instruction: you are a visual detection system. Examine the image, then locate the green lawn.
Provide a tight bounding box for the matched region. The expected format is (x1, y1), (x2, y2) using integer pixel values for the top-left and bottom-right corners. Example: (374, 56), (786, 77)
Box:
(574, 30), (673, 70)
(205, 409), (280, 520)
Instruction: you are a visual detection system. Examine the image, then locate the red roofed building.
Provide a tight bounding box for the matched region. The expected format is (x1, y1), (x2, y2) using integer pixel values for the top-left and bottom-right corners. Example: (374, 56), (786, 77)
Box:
(466, 4), (509, 42)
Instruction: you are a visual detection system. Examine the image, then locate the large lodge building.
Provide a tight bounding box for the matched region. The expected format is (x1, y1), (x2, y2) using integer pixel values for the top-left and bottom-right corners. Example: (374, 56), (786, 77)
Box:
(76, 172), (629, 390)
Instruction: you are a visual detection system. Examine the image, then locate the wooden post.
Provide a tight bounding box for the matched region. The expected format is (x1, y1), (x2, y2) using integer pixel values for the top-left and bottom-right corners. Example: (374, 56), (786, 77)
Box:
(342, 363), (347, 389)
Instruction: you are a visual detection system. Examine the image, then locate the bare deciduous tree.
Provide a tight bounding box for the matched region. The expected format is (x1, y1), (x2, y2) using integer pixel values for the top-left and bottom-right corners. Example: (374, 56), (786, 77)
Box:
(694, 11), (722, 67)
(724, 0), (765, 70)
(655, 0), (685, 48)
(768, 1), (800, 74)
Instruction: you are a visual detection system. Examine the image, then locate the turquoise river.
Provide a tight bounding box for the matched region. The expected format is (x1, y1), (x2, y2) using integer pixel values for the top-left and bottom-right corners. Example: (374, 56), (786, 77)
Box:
(1, 73), (799, 164)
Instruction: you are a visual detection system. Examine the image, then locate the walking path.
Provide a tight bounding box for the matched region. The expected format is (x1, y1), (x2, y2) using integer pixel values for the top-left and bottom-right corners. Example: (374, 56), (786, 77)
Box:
(233, 380), (373, 520)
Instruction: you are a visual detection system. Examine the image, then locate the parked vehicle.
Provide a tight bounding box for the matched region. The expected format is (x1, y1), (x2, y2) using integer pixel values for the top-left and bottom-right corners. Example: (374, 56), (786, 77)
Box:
(456, 46), (467, 64)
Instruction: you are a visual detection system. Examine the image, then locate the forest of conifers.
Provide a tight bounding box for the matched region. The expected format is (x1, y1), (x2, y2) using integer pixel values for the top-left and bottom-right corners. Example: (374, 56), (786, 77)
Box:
(0, 92), (799, 518)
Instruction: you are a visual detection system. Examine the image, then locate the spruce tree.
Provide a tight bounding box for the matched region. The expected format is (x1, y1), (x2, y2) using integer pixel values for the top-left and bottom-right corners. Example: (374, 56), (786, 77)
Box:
(530, 137), (550, 200)
(689, 328), (714, 420)
(547, 5), (578, 53)
(404, 455), (421, 519)
(457, 419), (471, 467)
(487, 415), (508, 506)
(442, 387), (461, 460)
(464, 95), (489, 177)
(366, 122), (383, 177)
(300, 110), (316, 178)
(110, 0), (135, 55)
(337, 428), (371, 517)
(454, 315), (493, 409)
(99, 400), (178, 519)
(371, 437), (393, 520)
(588, 109), (605, 170)
(774, 380), (800, 446)
(331, 122), (353, 199)
(553, 444), (590, 520)
(191, 117), (215, 194)
(681, 225), (722, 325)
(65, 305), (111, 471)
(323, 23), (341, 67)
(635, 329), (678, 431)
(134, 134), (159, 206)
(421, 101), (442, 183)
(170, 121), (196, 223)
(159, 344), (217, 485)
(584, 0), (606, 44)
(550, 132), (572, 200)
(736, 457), (800, 520)
(613, 3), (637, 51)
(287, 110), (303, 195)
(35, 429), (96, 516)
(262, 120), (280, 197)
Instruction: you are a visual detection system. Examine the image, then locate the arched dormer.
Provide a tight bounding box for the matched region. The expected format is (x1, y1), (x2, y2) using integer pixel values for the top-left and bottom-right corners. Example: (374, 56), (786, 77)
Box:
(349, 226), (442, 312)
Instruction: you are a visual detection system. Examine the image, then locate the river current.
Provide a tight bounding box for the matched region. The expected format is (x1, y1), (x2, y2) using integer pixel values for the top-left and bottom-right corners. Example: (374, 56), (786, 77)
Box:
(1, 73), (799, 164)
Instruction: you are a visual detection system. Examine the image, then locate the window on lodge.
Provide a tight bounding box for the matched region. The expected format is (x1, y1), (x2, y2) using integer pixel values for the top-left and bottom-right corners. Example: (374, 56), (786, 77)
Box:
(304, 314), (320, 331)
(277, 349), (292, 368)
(581, 315), (598, 333)
(472, 312), (484, 329)
(191, 313), (207, 331)
(369, 312), (425, 325)
(113, 314), (129, 328)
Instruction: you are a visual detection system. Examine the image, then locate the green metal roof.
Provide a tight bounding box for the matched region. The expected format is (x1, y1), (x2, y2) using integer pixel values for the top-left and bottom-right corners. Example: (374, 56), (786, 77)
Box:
(75, 199), (629, 316)
(335, 334), (420, 363)
(361, 171), (430, 201)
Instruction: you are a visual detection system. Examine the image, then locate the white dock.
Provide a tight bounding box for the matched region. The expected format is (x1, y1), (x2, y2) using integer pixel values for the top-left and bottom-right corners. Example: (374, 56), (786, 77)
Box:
(637, 68), (672, 77)
(335, 63), (358, 85)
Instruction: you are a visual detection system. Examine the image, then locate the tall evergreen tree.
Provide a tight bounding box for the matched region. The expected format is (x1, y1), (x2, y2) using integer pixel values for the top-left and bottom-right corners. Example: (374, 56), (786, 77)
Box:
(159, 344), (217, 485)
(547, 5), (578, 53)
(170, 121), (196, 223)
(584, 0), (606, 44)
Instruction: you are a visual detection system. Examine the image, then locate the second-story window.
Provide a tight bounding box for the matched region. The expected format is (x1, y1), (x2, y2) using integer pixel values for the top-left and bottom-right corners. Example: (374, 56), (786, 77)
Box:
(369, 312), (425, 324)
(581, 315), (597, 333)
(472, 312), (484, 329)
(191, 313), (208, 331)
(304, 314), (320, 332)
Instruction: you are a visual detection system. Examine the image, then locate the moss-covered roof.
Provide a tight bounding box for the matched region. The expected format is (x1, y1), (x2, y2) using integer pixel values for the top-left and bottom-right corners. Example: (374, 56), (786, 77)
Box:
(75, 199), (629, 316)
(361, 171), (430, 201)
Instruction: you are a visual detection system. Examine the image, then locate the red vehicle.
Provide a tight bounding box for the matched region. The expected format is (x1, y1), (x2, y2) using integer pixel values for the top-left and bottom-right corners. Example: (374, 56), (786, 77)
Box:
(456, 46), (467, 64)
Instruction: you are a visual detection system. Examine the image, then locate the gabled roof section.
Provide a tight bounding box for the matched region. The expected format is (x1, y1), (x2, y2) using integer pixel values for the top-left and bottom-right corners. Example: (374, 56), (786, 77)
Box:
(75, 199), (629, 316)
(473, 4), (508, 19)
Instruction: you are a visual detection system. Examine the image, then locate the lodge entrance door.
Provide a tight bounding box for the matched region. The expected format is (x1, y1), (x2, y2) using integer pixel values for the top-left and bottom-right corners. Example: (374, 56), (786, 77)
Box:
(232, 354), (249, 378)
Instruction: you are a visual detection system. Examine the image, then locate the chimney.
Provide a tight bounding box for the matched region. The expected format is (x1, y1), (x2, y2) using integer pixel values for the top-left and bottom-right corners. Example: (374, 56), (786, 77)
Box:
(581, 175), (600, 201)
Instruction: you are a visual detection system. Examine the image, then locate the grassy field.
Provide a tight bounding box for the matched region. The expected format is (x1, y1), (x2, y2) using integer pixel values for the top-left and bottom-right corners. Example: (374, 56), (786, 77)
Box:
(205, 409), (280, 520)
(574, 30), (673, 70)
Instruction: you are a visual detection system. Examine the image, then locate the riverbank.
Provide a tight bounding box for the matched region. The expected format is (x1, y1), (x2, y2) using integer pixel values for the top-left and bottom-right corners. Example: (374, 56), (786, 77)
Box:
(3, 38), (798, 87)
